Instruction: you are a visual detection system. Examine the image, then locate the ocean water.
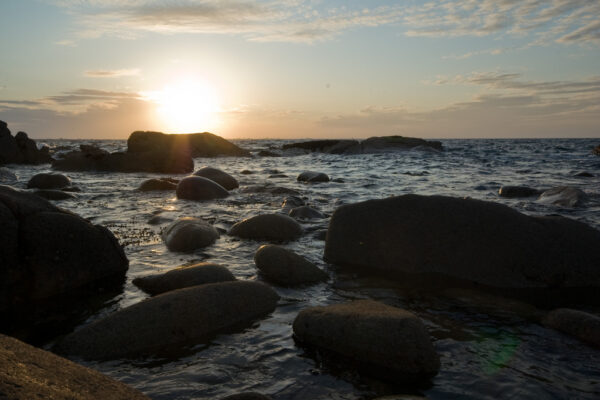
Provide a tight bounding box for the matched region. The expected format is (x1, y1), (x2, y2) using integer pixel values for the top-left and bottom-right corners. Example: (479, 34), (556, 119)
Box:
(5, 138), (600, 399)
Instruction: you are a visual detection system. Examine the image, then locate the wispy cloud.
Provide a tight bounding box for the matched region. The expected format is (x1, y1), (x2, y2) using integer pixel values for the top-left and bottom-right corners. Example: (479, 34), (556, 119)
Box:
(84, 68), (140, 78)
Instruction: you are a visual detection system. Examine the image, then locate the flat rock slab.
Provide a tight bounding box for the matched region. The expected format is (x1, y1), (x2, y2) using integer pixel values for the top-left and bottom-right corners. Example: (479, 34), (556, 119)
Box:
(133, 262), (236, 295)
(56, 281), (279, 359)
(542, 308), (600, 348)
(293, 300), (440, 382)
(324, 194), (600, 289)
(0, 334), (149, 400)
(229, 214), (302, 242)
(254, 245), (327, 286)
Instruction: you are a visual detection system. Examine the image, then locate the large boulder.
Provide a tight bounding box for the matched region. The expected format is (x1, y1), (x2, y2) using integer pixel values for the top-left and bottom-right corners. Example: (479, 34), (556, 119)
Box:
(542, 308), (600, 348)
(194, 166), (239, 190)
(27, 172), (71, 189)
(162, 217), (220, 252)
(282, 139), (361, 154)
(229, 214), (302, 242)
(324, 194), (600, 290)
(55, 281), (279, 359)
(133, 262), (236, 295)
(0, 334), (150, 400)
(127, 131), (250, 157)
(293, 300), (440, 382)
(538, 186), (587, 207)
(0, 185), (128, 332)
(0, 121), (52, 165)
(176, 176), (229, 200)
(254, 245), (328, 286)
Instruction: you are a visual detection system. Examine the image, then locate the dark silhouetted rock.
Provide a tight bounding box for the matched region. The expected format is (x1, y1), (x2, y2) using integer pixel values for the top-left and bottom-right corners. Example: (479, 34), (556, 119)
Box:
(194, 166), (239, 190)
(297, 171), (330, 183)
(221, 393), (273, 400)
(127, 130), (250, 157)
(282, 139), (360, 154)
(592, 145), (600, 155)
(230, 214), (302, 242)
(361, 136), (442, 153)
(0, 121), (53, 165)
(538, 186), (587, 207)
(257, 150), (281, 157)
(138, 178), (178, 191)
(254, 245), (327, 286)
(575, 171), (594, 178)
(0, 334), (150, 400)
(55, 281), (279, 359)
(282, 196), (305, 211)
(176, 176), (229, 201)
(27, 173), (71, 189)
(162, 217), (219, 252)
(0, 167), (17, 184)
(293, 300), (440, 382)
(498, 185), (541, 198)
(33, 189), (77, 201)
(542, 308), (600, 348)
(324, 194), (600, 289)
(133, 262), (236, 295)
(0, 185), (128, 315)
(240, 169), (253, 175)
(289, 206), (325, 220)
(240, 184), (300, 196)
(147, 215), (172, 225)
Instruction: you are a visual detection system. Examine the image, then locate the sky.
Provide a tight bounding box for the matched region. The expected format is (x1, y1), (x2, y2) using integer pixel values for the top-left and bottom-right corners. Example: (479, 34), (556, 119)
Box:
(0, 0), (599, 139)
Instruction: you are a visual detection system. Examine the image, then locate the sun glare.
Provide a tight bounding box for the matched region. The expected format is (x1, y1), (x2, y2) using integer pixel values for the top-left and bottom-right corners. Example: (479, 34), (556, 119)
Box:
(145, 78), (221, 133)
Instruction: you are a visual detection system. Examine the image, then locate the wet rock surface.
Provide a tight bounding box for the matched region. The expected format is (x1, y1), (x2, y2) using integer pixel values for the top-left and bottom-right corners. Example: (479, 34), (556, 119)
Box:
(542, 308), (600, 348)
(176, 176), (229, 200)
(27, 172), (71, 189)
(254, 244), (328, 286)
(162, 217), (220, 252)
(230, 214), (303, 242)
(194, 166), (239, 190)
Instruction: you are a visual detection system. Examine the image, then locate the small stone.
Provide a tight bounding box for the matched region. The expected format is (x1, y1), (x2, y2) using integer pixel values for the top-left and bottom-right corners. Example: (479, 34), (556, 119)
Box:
(297, 171), (330, 183)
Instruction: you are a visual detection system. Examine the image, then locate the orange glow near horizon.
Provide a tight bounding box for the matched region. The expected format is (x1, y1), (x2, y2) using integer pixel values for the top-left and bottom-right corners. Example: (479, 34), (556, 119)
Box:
(143, 78), (221, 134)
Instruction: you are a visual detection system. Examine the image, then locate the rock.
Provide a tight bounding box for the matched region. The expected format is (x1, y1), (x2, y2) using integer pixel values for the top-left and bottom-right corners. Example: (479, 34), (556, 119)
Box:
(79, 144), (109, 158)
(0, 185), (128, 321)
(538, 186), (587, 207)
(574, 171), (594, 178)
(240, 184), (300, 196)
(55, 281), (279, 359)
(162, 217), (219, 252)
(282, 196), (305, 210)
(297, 171), (330, 183)
(282, 139), (361, 154)
(221, 393), (273, 400)
(293, 300), (440, 382)
(147, 215), (172, 225)
(0, 167), (17, 183)
(240, 169), (253, 175)
(194, 166), (239, 190)
(289, 206), (325, 220)
(542, 308), (600, 348)
(230, 214), (302, 242)
(0, 121), (53, 165)
(498, 185), (541, 198)
(176, 176), (229, 201)
(138, 178), (177, 191)
(254, 245), (328, 286)
(257, 150), (281, 157)
(27, 172), (71, 189)
(127, 131), (250, 157)
(592, 145), (600, 155)
(133, 262), (236, 295)
(361, 136), (443, 153)
(324, 194), (600, 290)
(0, 334), (150, 400)
(33, 189), (77, 200)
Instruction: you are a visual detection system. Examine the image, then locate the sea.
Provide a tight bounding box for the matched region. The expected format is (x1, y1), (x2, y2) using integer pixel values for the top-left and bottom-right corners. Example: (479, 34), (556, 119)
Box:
(5, 138), (600, 400)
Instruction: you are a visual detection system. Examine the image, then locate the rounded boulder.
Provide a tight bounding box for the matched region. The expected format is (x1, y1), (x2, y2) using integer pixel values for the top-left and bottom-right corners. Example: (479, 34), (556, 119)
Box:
(297, 171), (330, 183)
(194, 167), (239, 190)
(289, 206), (325, 220)
(162, 217), (219, 252)
(542, 308), (600, 348)
(254, 245), (328, 286)
(229, 214), (302, 242)
(176, 176), (229, 201)
(27, 173), (71, 189)
(138, 178), (177, 191)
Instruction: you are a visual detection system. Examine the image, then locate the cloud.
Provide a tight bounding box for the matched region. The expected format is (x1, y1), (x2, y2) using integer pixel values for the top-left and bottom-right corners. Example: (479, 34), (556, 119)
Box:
(84, 68), (140, 78)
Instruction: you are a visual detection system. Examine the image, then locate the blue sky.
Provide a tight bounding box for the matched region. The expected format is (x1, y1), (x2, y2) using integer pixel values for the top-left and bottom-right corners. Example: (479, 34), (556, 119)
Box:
(0, 0), (599, 139)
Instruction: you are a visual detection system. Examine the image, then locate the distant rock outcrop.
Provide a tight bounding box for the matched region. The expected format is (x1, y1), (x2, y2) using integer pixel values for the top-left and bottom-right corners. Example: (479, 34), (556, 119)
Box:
(127, 131), (250, 157)
(282, 136), (442, 154)
(0, 121), (53, 165)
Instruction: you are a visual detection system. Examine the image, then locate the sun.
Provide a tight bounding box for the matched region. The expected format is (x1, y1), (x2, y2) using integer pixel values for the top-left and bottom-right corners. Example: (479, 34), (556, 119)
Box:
(146, 78), (221, 133)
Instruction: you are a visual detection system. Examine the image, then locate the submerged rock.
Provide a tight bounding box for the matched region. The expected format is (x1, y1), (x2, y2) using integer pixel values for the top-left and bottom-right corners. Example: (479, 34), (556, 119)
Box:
(293, 300), (440, 382)
(0, 334), (149, 400)
(138, 178), (177, 191)
(297, 171), (330, 183)
(229, 214), (302, 242)
(55, 281), (279, 359)
(574, 171), (594, 178)
(27, 172), (71, 189)
(176, 176), (229, 201)
(33, 189), (77, 200)
(498, 185), (541, 198)
(194, 166), (239, 190)
(289, 205), (325, 220)
(254, 245), (328, 286)
(133, 262), (236, 295)
(0, 167), (17, 184)
(162, 217), (219, 252)
(542, 308), (600, 348)
(324, 194), (600, 290)
(538, 186), (587, 207)
(0, 121), (53, 165)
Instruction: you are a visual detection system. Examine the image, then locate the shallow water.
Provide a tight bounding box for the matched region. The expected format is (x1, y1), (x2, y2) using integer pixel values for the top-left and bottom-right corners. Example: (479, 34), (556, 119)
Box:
(5, 138), (600, 399)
